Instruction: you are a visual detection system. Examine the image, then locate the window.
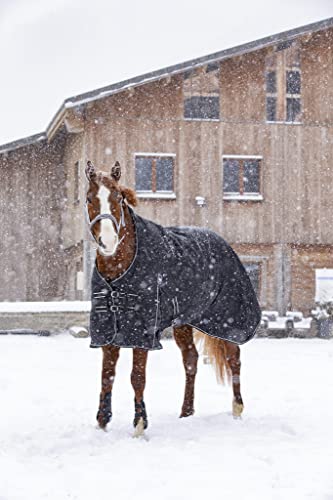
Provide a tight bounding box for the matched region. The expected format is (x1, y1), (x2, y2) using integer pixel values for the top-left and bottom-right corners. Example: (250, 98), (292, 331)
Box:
(315, 269), (333, 303)
(266, 71), (277, 122)
(223, 156), (262, 199)
(74, 160), (80, 203)
(265, 40), (301, 123)
(286, 70), (301, 123)
(183, 64), (220, 120)
(243, 262), (261, 296)
(184, 96), (220, 120)
(135, 155), (175, 197)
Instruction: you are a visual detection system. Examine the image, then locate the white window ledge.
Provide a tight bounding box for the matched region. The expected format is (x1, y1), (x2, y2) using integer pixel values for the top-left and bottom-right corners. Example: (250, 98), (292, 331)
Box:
(134, 152), (176, 157)
(184, 118), (220, 122)
(137, 191), (176, 200)
(222, 155), (263, 159)
(223, 194), (263, 201)
(266, 121), (302, 125)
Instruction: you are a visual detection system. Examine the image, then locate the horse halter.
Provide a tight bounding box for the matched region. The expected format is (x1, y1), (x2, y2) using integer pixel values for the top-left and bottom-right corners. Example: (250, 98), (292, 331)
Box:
(85, 196), (127, 250)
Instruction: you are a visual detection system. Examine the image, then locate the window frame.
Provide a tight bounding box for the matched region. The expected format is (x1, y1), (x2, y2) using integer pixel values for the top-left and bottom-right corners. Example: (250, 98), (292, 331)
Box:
(183, 65), (220, 122)
(222, 155), (263, 201)
(134, 153), (176, 199)
(243, 261), (262, 298)
(74, 160), (80, 204)
(184, 95), (220, 121)
(265, 42), (302, 125)
(266, 70), (277, 122)
(240, 256), (269, 304)
(285, 67), (301, 123)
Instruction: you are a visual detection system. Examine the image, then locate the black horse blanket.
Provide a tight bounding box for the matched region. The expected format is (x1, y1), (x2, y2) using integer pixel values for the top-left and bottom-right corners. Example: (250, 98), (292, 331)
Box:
(90, 208), (261, 350)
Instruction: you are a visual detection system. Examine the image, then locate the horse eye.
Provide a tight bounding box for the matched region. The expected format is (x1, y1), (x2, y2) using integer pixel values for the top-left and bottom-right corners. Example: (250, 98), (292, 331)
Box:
(87, 197), (92, 204)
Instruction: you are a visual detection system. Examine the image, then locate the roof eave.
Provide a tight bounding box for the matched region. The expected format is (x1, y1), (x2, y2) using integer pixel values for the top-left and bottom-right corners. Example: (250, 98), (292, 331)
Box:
(45, 104), (67, 141)
(0, 132), (46, 155)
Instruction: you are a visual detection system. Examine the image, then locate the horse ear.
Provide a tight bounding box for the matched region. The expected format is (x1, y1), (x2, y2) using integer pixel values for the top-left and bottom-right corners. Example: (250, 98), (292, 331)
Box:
(85, 160), (96, 181)
(111, 161), (121, 181)
(121, 186), (138, 207)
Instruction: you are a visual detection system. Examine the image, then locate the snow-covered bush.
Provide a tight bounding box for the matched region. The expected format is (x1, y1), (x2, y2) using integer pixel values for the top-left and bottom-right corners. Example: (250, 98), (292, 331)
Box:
(312, 301), (333, 320)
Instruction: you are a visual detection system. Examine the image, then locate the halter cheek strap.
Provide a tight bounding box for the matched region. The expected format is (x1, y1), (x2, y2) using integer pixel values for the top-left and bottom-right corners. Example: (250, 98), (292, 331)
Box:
(85, 200), (126, 247)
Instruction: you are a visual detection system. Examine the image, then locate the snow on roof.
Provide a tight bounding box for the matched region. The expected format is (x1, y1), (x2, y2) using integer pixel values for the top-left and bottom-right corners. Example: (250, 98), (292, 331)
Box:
(62, 17), (333, 111)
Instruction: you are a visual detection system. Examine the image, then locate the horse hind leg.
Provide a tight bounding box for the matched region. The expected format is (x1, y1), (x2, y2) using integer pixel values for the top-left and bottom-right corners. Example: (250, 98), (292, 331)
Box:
(174, 325), (199, 418)
(225, 342), (244, 418)
(97, 345), (120, 429)
(199, 334), (244, 418)
(131, 348), (149, 435)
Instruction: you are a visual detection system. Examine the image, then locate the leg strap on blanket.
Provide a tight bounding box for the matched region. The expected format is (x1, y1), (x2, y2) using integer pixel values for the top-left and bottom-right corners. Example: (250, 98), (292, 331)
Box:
(134, 399), (148, 429)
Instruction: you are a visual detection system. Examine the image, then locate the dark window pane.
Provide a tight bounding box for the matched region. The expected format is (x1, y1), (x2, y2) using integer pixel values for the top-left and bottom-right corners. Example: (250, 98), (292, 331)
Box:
(286, 98), (301, 122)
(266, 71), (276, 93)
(156, 157), (173, 191)
(286, 71), (301, 94)
(223, 159), (240, 193)
(135, 157), (152, 191)
(244, 263), (260, 295)
(266, 97), (277, 121)
(243, 161), (260, 193)
(184, 96), (220, 120)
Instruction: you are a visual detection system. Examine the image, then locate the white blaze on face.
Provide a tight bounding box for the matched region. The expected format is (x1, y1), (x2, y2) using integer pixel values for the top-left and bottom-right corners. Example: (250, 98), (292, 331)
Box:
(97, 185), (118, 255)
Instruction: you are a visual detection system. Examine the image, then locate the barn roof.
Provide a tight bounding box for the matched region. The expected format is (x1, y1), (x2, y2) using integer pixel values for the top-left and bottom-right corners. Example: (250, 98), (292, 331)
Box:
(0, 132), (46, 154)
(1, 16), (333, 154)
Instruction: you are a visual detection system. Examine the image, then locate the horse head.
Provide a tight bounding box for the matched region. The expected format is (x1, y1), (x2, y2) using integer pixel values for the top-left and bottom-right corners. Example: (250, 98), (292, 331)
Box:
(85, 160), (137, 256)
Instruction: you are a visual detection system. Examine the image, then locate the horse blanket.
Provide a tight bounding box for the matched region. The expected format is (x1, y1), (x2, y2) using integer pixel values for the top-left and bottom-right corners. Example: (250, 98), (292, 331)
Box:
(90, 208), (261, 350)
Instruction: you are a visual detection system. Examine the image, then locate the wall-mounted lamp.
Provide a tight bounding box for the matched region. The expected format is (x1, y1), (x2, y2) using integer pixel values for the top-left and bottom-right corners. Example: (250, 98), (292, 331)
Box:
(195, 196), (206, 207)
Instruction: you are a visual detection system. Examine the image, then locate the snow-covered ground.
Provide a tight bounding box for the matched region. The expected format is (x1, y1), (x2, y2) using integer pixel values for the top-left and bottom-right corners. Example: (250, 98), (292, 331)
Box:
(1, 335), (332, 500)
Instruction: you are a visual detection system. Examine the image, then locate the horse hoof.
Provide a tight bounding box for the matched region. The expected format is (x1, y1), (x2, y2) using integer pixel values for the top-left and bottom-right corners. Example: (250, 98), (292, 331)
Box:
(133, 415), (148, 430)
(134, 399), (148, 430)
(133, 417), (146, 438)
(96, 410), (112, 429)
(232, 399), (244, 418)
(179, 408), (195, 418)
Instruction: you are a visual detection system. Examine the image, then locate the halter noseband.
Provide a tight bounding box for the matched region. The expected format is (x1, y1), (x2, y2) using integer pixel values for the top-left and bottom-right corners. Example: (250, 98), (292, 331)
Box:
(85, 198), (127, 250)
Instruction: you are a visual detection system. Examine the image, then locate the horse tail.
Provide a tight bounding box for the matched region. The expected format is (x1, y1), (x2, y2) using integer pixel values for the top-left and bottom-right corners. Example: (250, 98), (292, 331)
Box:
(195, 332), (232, 385)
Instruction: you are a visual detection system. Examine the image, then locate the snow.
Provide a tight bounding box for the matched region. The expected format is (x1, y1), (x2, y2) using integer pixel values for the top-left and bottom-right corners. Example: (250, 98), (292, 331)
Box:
(223, 194), (264, 201)
(1, 335), (332, 499)
(267, 317), (312, 329)
(316, 268), (333, 302)
(0, 301), (91, 313)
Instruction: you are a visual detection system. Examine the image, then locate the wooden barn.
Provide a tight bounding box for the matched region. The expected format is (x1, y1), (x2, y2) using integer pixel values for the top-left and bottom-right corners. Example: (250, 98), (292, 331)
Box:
(1, 17), (333, 317)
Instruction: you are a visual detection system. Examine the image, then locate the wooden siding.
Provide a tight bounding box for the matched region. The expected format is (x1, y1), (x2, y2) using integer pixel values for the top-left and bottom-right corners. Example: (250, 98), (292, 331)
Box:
(1, 25), (333, 313)
(291, 245), (333, 313)
(0, 130), (67, 301)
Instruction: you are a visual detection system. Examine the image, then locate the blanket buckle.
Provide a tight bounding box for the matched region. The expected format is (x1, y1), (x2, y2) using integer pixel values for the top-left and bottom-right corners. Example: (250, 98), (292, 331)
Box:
(110, 304), (121, 312)
(111, 291), (125, 299)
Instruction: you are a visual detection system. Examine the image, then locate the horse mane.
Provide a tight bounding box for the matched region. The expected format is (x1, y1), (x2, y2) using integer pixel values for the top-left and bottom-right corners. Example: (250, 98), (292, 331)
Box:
(98, 173), (138, 207)
(120, 186), (138, 207)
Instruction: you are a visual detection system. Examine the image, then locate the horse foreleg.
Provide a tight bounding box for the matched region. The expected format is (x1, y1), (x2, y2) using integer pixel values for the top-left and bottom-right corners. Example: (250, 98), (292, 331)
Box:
(174, 325), (199, 418)
(225, 342), (244, 418)
(97, 345), (120, 429)
(131, 348), (149, 432)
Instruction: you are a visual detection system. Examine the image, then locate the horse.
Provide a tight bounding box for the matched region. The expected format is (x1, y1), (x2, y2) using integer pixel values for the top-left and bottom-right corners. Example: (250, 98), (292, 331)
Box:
(84, 160), (260, 435)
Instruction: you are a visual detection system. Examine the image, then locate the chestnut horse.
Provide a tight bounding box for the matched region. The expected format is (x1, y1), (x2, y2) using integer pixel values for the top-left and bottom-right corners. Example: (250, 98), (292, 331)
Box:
(85, 160), (245, 435)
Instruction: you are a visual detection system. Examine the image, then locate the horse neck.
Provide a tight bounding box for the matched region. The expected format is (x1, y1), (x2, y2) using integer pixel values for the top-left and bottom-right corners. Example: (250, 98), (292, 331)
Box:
(96, 205), (136, 281)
